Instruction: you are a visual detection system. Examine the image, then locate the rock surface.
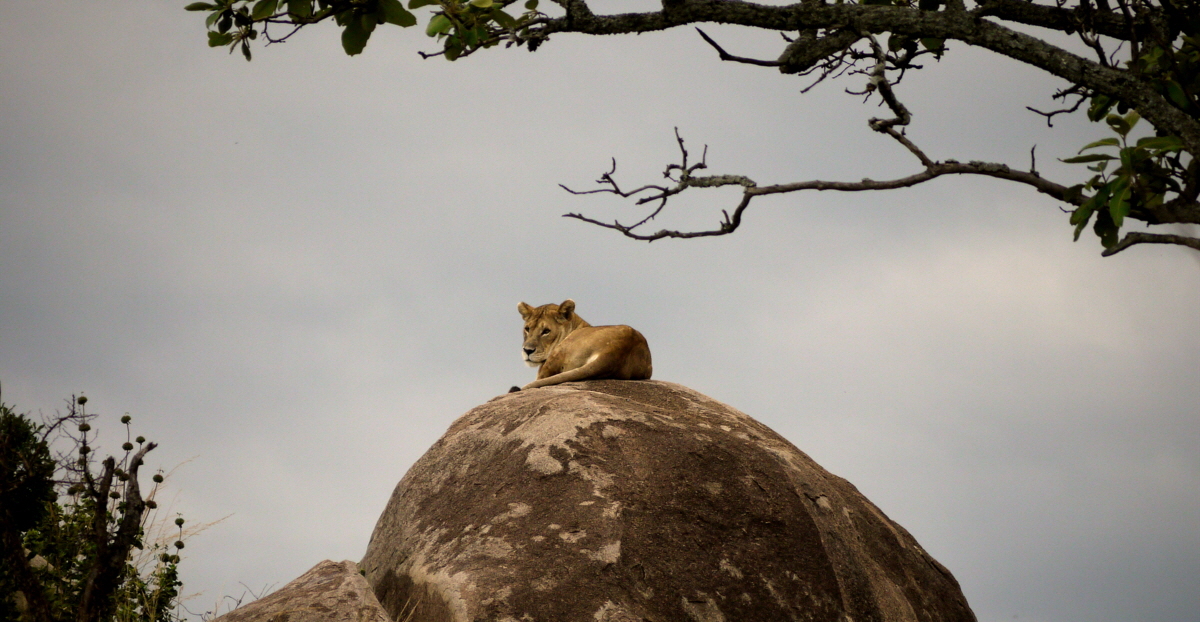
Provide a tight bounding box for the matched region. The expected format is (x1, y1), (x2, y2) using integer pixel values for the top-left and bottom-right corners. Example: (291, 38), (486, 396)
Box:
(212, 560), (391, 622)
(361, 380), (976, 622)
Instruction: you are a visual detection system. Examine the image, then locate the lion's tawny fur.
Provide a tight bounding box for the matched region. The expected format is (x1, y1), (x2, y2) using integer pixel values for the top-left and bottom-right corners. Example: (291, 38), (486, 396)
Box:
(515, 299), (652, 391)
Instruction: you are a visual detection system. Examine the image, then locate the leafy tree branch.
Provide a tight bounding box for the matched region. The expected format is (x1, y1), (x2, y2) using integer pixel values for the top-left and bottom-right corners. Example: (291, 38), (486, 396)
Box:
(187, 0), (1200, 256)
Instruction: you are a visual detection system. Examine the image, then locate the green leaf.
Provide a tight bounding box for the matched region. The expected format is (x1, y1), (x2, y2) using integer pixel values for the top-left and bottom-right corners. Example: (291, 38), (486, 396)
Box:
(426, 13), (452, 36)
(1078, 137), (1119, 152)
(409, 0), (438, 8)
(1135, 135), (1183, 152)
(1060, 154), (1116, 164)
(287, 0), (312, 18)
(381, 0), (417, 26)
(1071, 191), (1098, 240)
(251, 0), (278, 20)
(1091, 184), (1112, 212)
(342, 17), (371, 55)
(1118, 147), (1133, 171)
(1072, 215), (1092, 240)
(1165, 81), (1190, 110)
(491, 8), (517, 29)
(861, 0), (893, 5)
(185, 2), (218, 10)
(470, 0), (494, 7)
(1106, 176), (1131, 228)
(1088, 95), (1114, 122)
(206, 10), (221, 27)
(1093, 208), (1119, 249)
(241, 39), (252, 61)
(361, 11), (379, 32)
(524, 0), (538, 9)
(920, 37), (944, 53)
(207, 31), (235, 47)
(1121, 110), (1140, 131)
(444, 36), (463, 60)
(1073, 217), (1090, 242)
(887, 33), (915, 53)
(1069, 198), (1095, 226)
(1105, 113), (1131, 137)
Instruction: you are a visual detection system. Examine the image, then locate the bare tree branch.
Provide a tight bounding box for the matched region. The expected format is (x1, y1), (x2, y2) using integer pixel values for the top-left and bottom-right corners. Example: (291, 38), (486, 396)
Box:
(204, 0), (1200, 256)
(695, 28), (781, 67)
(563, 135), (1076, 242)
(1101, 231), (1200, 256)
(526, 1), (1200, 254)
(1026, 85), (1090, 127)
(562, 37), (1086, 243)
(524, 1), (1200, 152)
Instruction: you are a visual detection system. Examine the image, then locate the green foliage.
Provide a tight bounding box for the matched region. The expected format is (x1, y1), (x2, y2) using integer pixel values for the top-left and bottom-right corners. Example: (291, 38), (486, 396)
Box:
(187, 0), (539, 60)
(0, 405), (57, 622)
(1062, 24), (1198, 249)
(0, 397), (188, 622)
(0, 406), (57, 533)
(1063, 111), (1187, 248)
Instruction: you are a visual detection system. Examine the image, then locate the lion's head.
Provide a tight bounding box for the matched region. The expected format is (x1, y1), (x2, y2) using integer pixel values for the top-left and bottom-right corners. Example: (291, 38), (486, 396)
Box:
(517, 299), (590, 368)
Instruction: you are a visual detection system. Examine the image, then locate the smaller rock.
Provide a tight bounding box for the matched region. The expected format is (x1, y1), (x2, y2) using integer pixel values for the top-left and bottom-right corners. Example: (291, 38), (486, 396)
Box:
(13, 552), (55, 615)
(212, 560), (391, 622)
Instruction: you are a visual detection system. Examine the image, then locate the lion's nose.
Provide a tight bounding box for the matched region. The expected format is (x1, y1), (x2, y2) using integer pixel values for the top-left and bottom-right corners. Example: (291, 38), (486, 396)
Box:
(524, 348), (535, 356)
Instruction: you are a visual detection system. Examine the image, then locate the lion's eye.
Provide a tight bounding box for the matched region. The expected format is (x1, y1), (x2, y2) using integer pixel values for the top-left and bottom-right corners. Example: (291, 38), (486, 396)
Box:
(542, 328), (550, 335)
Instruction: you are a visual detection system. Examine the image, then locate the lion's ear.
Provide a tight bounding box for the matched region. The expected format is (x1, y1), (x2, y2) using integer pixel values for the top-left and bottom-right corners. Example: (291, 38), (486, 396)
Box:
(518, 302), (534, 319)
(559, 299), (576, 320)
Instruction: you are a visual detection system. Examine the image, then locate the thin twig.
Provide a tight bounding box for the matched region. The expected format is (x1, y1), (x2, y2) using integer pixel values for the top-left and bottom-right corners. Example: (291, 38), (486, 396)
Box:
(695, 28), (782, 66)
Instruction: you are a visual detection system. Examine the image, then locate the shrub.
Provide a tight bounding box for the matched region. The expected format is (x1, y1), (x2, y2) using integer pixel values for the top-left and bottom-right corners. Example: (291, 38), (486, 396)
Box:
(1, 396), (187, 622)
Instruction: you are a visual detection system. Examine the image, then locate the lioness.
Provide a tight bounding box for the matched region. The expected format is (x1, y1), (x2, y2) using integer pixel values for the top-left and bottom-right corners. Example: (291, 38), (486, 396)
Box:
(511, 299), (652, 391)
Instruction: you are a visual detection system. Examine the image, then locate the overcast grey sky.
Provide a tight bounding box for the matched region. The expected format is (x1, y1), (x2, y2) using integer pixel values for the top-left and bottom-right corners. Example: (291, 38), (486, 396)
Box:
(1, 2), (1198, 621)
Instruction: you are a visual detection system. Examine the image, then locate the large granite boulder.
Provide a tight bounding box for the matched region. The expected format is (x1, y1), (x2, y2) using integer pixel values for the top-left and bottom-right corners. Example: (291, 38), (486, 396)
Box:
(212, 560), (391, 622)
(361, 380), (975, 622)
